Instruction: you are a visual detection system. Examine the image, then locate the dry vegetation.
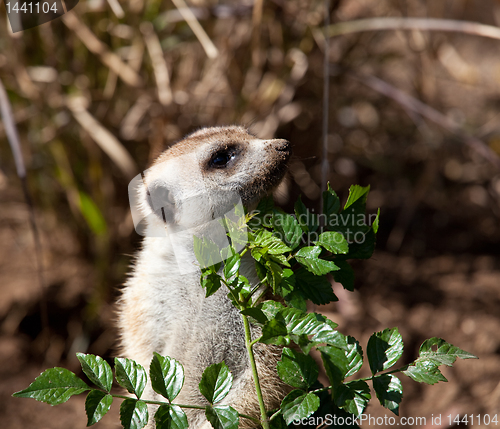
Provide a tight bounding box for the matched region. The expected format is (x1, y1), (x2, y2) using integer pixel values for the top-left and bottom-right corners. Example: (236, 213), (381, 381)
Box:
(1, 0), (500, 427)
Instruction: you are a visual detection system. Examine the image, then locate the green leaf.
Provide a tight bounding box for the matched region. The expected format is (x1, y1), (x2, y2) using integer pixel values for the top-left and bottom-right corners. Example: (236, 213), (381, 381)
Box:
(335, 380), (371, 417)
(295, 246), (340, 276)
(315, 231), (349, 254)
(319, 338), (363, 385)
(201, 271), (223, 298)
(85, 390), (113, 426)
(402, 361), (448, 385)
(323, 184), (341, 216)
(343, 185), (370, 211)
(340, 229), (376, 260)
(194, 236), (221, 269)
(372, 208), (380, 234)
(261, 308), (342, 351)
(257, 196), (275, 215)
(155, 404), (188, 429)
(266, 260), (283, 293)
(294, 196), (319, 233)
(150, 353), (184, 401)
(276, 268), (295, 298)
(78, 191), (107, 235)
(281, 390), (320, 425)
(367, 328), (404, 375)
(372, 374), (403, 416)
(199, 362), (233, 404)
(418, 338), (478, 366)
(223, 253), (241, 279)
(311, 319), (346, 349)
(254, 230), (291, 254)
(295, 268), (338, 305)
(240, 308), (268, 325)
(12, 367), (89, 405)
(272, 213), (303, 250)
(277, 347), (319, 389)
(77, 353), (113, 392)
(120, 398), (148, 429)
(114, 358), (147, 399)
(205, 405), (239, 429)
(332, 261), (355, 291)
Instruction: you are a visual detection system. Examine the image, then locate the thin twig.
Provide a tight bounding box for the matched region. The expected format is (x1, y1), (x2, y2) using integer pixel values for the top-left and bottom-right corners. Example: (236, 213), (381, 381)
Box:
(170, 0), (218, 59)
(326, 17), (500, 41)
(140, 22), (173, 106)
(347, 71), (500, 170)
(321, 0), (331, 207)
(67, 97), (138, 178)
(251, 0), (264, 67)
(62, 12), (143, 87)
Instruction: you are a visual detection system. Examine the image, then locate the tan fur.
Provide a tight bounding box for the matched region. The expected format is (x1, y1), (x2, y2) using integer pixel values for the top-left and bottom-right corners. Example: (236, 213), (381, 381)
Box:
(118, 126), (291, 428)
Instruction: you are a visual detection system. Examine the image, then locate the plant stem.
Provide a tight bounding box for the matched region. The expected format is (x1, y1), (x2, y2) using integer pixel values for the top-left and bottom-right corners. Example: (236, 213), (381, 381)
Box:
(111, 393), (260, 423)
(241, 310), (270, 429)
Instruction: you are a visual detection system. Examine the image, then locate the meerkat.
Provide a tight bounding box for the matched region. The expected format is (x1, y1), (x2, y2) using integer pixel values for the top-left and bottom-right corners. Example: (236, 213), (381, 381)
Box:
(118, 126), (292, 428)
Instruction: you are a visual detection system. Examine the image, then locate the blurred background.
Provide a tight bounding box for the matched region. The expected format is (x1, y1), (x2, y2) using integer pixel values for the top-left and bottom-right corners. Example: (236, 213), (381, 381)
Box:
(1, 0), (500, 427)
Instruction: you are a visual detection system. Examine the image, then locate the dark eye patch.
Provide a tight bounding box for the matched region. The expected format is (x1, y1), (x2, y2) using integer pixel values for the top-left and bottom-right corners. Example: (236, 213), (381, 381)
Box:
(209, 148), (236, 168)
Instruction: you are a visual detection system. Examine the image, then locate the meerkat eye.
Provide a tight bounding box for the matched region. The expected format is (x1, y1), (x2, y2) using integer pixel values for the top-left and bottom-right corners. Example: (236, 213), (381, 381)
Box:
(209, 149), (236, 168)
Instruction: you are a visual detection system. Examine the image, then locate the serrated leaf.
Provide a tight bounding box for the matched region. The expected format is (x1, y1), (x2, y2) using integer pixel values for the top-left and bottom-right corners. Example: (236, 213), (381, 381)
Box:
(261, 309), (342, 351)
(254, 230), (291, 254)
(344, 185), (370, 211)
(276, 268), (295, 298)
(257, 196), (275, 214)
(199, 363), (233, 404)
(266, 260), (283, 292)
(295, 268), (338, 305)
(372, 374), (402, 416)
(337, 229), (376, 260)
(240, 308), (268, 325)
(155, 404), (188, 429)
(201, 272), (222, 298)
(419, 338), (478, 366)
(277, 348), (319, 389)
(315, 231), (349, 254)
(295, 246), (340, 275)
(114, 358), (147, 399)
(281, 390), (320, 425)
(319, 338), (363, 385)
(335, 380), (370, 417)
(402, 361), (448, 385)
(205, 405), (239, 429)
(85, 390), (113, 426)
(150, 353), (184, 401)
(323, 184), (341, 216)
(332, 261), (355, 291)
(311, 319), (346, 349)
(269, 414), (288, 429)
(120, 398), (148, 429)
(367, 328), (404, 375)
(194, 236), (221, 269)
(12, 367), (89, 405)
(294, 196), (319, 233)
(77, 353), (113, 392)
(272, 213), (303, 250)
(223, 254), (241, 279)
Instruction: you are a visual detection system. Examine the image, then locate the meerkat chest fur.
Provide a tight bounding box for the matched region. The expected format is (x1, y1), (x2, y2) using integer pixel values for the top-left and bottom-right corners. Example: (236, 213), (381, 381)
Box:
(118, 126), (291, 428)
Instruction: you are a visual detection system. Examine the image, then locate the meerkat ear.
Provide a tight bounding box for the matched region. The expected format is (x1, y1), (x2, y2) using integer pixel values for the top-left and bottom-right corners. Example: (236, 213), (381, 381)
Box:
(146, 182), (177, 224)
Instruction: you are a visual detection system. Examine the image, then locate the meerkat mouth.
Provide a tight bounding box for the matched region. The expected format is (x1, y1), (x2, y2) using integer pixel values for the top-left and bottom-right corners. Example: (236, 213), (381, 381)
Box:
(239, 138), (291, 206)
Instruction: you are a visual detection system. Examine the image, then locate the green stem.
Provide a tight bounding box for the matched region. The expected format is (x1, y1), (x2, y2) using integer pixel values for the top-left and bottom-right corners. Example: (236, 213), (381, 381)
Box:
(241, 310), (270, 429)
(111, 393), (259, 423)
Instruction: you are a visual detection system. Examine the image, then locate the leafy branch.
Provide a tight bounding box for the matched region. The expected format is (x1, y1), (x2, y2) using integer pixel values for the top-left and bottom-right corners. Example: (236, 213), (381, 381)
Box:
(13, 183), (477, 429)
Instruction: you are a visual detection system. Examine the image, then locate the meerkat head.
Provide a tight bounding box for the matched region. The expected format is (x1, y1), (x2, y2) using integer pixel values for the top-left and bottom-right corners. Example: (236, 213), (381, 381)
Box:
(136, 126), (290, 233)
